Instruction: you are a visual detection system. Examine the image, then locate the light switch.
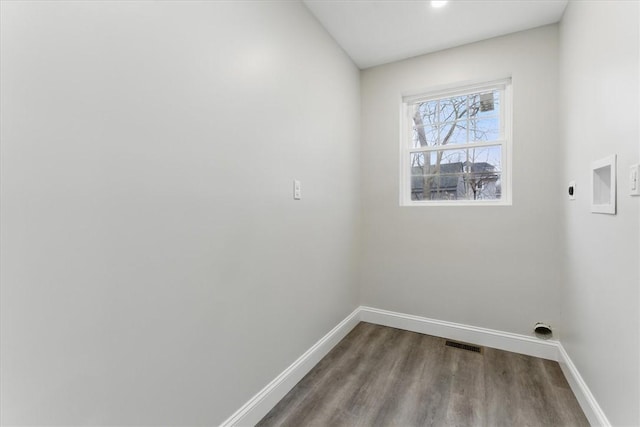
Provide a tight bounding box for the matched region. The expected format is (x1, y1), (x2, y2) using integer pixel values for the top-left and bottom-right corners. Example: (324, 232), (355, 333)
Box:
(293, 179), (301, 200)
(631, 165), (640, 196)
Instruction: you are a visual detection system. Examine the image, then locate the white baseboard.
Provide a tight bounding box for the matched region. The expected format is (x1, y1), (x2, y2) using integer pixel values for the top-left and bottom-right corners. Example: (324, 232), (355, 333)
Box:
(219, 308), (361, 427)
(220, 306), (608, 427)
(359, 306), (559, 360)
(557, 343), (611, 427)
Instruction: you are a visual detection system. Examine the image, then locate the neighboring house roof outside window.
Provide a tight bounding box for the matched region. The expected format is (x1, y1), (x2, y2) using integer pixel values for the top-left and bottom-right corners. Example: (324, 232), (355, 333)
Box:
(411, 161), (500, 200)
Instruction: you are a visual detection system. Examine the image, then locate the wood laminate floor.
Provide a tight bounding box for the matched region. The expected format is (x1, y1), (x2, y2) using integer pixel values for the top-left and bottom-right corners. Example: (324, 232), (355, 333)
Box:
(257, 322), (589, 427)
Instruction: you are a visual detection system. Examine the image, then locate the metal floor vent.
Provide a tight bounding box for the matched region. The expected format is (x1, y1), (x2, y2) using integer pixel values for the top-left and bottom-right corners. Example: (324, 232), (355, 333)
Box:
(445, 340), (483, 353)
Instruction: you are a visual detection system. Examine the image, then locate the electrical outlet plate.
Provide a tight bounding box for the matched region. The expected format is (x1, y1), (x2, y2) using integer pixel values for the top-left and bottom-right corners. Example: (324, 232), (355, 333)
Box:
(630, 164), (640, 196)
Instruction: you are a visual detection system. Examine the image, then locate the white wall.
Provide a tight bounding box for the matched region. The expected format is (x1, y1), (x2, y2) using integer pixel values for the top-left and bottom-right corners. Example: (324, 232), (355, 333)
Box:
(359, 26), (562, 337)
(559, 2), (640, 425)
(0, 1), (360, 425)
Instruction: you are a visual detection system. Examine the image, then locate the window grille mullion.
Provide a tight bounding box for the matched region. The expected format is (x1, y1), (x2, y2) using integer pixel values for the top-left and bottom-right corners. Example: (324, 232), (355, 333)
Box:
(408, 140), (505, 154)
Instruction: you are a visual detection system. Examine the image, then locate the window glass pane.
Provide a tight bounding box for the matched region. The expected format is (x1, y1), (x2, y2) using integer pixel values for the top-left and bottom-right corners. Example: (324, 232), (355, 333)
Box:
(410, 152), (425, 168)
(437, 149), (467, 168)
(439, 96), (467, 122)
(411, 149), (466, 200)
(422, 173), (466, 200)
(465, 172), (502, 200)
(410, 90), (502, 147)
(469, 145), (501, 172)
(412, 125), (438, 147)
(470, 117), (500, 142)
(439, 121), (468, 145)
(466, 146), (502, 200)
(416, 100), (438, 120)
(410, 152), (426, 200)
(411, 101), (438, 147)
(410, 147), (502, 201)
(412, 101), (437, 127)
(469, 91), (500, 119)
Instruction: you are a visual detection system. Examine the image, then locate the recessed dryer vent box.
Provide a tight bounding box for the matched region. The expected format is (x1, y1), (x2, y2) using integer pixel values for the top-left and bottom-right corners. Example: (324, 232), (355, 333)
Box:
(591, 154), (616, 215)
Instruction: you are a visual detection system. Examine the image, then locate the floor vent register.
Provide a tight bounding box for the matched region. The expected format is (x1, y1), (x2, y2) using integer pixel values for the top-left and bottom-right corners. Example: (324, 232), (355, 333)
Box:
(445, 340), (483, 353)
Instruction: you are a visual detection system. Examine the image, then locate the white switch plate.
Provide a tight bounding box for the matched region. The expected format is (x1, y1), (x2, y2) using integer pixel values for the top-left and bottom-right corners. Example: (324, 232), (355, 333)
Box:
(293, 179), (301, 200)
(630, 164), (640, 196)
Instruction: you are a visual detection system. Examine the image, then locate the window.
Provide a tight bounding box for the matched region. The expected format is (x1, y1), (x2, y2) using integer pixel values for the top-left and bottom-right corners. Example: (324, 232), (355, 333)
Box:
(400, 78), (512, 206)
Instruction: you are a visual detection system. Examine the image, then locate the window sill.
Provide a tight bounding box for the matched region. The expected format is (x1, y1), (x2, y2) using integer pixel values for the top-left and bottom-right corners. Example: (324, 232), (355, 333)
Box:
(401, 200), (512, 207)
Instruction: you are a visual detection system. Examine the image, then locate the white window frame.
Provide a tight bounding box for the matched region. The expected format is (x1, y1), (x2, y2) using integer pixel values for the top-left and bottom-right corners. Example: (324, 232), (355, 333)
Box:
(399, 77), (513, 206)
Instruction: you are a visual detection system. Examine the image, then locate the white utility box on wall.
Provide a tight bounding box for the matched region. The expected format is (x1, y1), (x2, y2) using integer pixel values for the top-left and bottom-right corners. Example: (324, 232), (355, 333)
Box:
(591, 154), (616, 215)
